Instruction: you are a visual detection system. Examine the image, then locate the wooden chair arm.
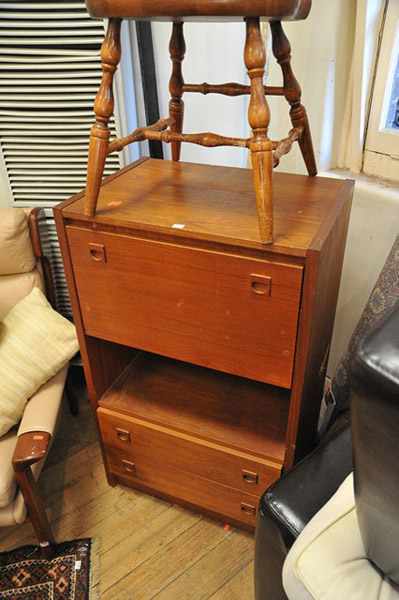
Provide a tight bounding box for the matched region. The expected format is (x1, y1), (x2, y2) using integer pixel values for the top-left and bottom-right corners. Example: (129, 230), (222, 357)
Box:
(12, 430), (55, 552)
(27, 208), (57, 309)
(12, 431), (51, 472)
(27, 208), (44, 259)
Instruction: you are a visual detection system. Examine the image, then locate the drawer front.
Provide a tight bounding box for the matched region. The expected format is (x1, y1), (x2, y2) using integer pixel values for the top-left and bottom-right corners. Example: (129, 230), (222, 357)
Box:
(68, 226), (303, 388)
(106, 446), (259, 527)
(98, 408), (281, 496)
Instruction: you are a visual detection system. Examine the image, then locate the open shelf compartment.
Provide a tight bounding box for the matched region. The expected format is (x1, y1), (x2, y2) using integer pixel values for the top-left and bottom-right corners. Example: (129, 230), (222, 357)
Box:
(99, 351), (290, 465)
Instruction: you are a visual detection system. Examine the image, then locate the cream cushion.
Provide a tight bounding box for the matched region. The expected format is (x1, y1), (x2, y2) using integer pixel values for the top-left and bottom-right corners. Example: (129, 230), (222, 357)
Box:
(283, 474), (399, 600)
(0, 269), (44, 321)
(0, 287), (79, 437)
(0, 430), (18, 508)
(0, 209), (36, 276)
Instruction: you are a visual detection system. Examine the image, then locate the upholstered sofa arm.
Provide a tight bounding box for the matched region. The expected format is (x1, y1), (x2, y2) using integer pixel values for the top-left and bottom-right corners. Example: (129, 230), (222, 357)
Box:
(261, 413), (352, 539)
(255, 412), (352, 600)
(354, 305), (399, 396)
(12, 367), (67, 473)
(351, 305), (399, 585)
(17, 367), (67, 437)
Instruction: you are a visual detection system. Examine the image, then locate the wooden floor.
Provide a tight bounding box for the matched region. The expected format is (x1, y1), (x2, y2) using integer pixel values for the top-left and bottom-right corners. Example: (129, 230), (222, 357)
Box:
(0, 372), (255, 599)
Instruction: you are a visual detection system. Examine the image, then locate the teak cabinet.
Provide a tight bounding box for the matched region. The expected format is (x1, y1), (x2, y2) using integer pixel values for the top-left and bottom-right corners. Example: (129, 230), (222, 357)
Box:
(55, 157), (353, 529)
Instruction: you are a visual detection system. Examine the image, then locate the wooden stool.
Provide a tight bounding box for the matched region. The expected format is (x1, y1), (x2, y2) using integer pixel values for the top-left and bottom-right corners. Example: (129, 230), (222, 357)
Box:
(84, 0), (317, 243)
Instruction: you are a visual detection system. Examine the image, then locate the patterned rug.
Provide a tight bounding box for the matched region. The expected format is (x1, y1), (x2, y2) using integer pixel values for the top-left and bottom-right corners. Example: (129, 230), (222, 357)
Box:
(0, 539), (99, 599)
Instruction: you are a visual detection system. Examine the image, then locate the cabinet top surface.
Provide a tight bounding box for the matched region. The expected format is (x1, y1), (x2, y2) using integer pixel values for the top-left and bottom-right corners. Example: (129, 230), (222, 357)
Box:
(60, 158), (353, 257)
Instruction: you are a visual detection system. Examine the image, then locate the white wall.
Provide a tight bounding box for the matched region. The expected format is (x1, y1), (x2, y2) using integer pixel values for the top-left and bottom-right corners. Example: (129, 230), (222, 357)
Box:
(328, 176), (399, 375)
(151, 20), (248, 167)
(267, 1), (355, 173)
(149, 0), (355, 172)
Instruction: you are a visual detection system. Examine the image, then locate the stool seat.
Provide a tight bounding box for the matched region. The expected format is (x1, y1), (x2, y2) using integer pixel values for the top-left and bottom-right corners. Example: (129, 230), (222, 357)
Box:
(86, 0), (311, 21)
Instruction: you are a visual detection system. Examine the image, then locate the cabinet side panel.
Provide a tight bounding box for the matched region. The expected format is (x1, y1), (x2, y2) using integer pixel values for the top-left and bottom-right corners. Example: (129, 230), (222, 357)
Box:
(286, 191), (353, 465)
(54, 207), (133, 407)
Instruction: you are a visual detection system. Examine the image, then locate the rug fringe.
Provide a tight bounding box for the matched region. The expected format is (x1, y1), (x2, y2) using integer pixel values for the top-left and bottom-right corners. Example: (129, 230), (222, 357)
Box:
(89, 537), (101, 600)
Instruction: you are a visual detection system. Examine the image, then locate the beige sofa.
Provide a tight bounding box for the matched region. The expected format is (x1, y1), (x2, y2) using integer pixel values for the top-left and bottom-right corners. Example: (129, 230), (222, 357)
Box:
(0, 207), (68, 551)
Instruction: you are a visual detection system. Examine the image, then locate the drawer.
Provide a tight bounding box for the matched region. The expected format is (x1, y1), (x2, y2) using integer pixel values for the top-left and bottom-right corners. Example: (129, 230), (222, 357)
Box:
(98, 408), (281, 497)
(106, 446), (260, 528)
(67, 226), (303, 388)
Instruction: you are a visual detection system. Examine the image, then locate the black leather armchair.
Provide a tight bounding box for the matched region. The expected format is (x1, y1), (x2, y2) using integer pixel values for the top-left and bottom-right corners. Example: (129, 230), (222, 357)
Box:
(255, 304), (399, 600)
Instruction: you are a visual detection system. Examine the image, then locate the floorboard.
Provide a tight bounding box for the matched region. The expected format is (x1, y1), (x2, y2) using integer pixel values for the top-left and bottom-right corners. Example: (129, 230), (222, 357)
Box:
(0, 371), (255, 599)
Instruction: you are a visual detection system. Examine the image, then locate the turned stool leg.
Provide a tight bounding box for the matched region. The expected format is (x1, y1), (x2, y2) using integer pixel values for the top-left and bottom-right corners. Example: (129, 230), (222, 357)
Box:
(85, 18), (122, 217)
(169, 22), (186, 162)
(270, 21), (317, 177)
(245, 18), (273, 244)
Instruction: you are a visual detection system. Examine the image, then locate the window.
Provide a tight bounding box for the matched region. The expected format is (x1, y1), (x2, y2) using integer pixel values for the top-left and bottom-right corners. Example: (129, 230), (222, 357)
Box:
(365, 0), (399, 181)
(384, 51), (399, 131)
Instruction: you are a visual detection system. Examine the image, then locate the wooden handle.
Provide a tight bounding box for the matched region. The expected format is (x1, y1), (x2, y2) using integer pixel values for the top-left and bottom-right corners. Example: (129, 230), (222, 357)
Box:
(242, 469), (259, 485)
(89, 243), (106, 263)
(122, 459), (136, 474)
(240, 502), (256, 516)
(115, 428), (131, 443)
(250, 274), (272, 296)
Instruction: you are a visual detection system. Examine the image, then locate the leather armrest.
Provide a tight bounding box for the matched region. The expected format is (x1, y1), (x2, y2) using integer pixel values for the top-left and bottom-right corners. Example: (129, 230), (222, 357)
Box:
(260, 411), (352, 542)
(353, 306), (399, 397)
(351, 306), (399, 583)
(17, 367), (67, 437)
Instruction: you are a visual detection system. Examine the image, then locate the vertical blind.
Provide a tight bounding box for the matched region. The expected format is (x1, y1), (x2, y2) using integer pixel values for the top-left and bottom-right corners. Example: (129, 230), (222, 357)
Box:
(0, 1), (125, 318)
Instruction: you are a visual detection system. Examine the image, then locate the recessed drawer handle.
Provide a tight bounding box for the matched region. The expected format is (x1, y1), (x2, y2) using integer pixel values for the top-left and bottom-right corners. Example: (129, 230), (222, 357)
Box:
(115, 428), (131, 443)
(250, 274), (271, 296)
(122, 459), (136, 474)
(241, 502), (256, 516)
(242, 470), (259, 485)
(89, 243), (106, 263)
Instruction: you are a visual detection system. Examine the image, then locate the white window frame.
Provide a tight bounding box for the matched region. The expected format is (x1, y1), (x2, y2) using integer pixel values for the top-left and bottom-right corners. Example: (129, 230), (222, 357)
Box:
(364, 0), (399, 181)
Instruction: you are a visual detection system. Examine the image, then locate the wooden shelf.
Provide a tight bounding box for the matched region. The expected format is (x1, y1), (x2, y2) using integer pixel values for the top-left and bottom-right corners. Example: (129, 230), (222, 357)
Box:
(99, 352), (290, 464)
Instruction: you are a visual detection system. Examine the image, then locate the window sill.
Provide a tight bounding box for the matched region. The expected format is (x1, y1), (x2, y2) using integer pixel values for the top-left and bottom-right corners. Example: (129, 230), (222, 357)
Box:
(318, 167), (399, 196)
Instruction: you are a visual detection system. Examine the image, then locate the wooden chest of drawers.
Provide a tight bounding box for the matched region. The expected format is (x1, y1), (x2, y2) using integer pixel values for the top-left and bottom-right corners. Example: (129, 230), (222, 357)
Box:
(55, 158), (353, 529)
(98, 408), (276, 527)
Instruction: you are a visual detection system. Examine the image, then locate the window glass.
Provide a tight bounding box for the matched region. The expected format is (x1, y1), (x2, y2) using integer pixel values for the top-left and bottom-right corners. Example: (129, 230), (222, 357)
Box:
(384, 38), (399, 130)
